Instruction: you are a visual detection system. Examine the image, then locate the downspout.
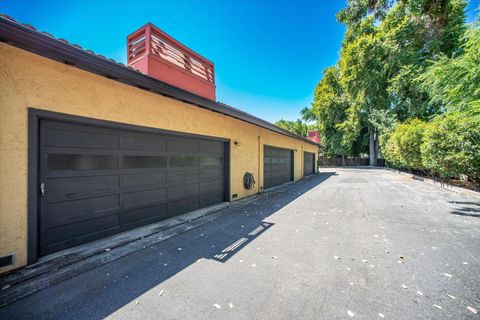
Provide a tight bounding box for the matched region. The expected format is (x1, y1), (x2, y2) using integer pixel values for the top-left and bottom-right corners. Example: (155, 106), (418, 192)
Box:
(301, 146), (304, 178)
(258, 135), (262, 193)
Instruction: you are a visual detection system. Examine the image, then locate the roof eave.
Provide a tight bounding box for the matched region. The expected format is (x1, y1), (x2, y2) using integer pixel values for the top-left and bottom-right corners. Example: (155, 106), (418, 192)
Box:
(0, 17), (320, 147)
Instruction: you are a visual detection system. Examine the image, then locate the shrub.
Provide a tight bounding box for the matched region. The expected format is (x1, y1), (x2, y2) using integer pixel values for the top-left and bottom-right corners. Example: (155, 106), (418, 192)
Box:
(381, 119), (426, 170)
(421, 112), (480, 180)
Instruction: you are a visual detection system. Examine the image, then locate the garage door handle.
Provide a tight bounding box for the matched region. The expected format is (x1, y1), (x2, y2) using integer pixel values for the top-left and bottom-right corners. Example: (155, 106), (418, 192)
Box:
(40, 182), (45, 197)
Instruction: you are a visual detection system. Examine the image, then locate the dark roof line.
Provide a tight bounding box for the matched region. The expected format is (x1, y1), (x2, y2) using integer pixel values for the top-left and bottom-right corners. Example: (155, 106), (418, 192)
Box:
(0, 15), (319, 147)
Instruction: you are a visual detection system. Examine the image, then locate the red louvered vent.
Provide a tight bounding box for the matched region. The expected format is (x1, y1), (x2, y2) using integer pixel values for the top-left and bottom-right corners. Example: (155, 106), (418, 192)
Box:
(127, 23), (215, 100)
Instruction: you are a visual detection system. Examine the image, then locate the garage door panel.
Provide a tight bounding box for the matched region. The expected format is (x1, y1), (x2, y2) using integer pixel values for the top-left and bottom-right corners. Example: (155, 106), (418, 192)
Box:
(122, 172), (166, 188)
(168, 197), (199, 215)
(199, 140), (224, 154)
(167, 137), (198, 153)
(167, 170), (198, 185)
(120, 134), (166, 152)
(199, 168), (223, 182)
(169, 154), (197, 168)
(46, 175), (119, 200)
(46, 153), (119, 171)
(199, 155), (223, 167)
(40, 120), (226, 257)
(200, 192), (224, 206)
(43, 215), (121, 255)
(200, 180), (223, 193)
(264, 146), (293, 189)
(168, 184), (198, 201)
(123, 188), (167, 208)
(46, 195), (120, 228)
(123, 155), (167, 169)
(120, 204), (168, 228)
(304, 152), (315, 176)
(45, 127), (119, 150)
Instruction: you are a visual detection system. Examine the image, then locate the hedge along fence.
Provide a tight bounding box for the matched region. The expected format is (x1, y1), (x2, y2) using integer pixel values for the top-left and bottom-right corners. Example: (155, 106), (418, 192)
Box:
(381, 112), (480, 185)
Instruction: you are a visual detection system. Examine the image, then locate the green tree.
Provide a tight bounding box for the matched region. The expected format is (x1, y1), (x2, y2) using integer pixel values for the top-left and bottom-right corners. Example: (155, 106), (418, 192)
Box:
(311, 66), (361, 158)
(315, 0), (467, 165)
(381, 118), (427, 170)
(275, 119), (310, 137)
(419, 20), (480, 114)
(339, 27), (389, 165)
(421, 112), (480, 180)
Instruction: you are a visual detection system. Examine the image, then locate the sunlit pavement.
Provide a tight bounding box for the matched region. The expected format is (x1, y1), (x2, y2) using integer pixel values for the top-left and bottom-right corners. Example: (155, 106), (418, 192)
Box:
(1, 168), (479, 319)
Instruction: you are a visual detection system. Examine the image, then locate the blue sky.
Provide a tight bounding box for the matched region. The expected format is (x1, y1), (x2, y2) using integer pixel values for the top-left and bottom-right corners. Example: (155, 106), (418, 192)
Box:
(2, 0), (478, 123)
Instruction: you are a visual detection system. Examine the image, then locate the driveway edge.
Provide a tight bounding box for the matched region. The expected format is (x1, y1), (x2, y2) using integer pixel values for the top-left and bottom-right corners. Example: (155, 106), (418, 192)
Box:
(384, 168), (480, 198)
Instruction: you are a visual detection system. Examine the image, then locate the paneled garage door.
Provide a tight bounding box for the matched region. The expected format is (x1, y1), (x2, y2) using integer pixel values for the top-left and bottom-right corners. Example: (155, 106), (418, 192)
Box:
(263, 146), (293, 189)
(39, 120), (227, 256)
(303, 152), (315, 176)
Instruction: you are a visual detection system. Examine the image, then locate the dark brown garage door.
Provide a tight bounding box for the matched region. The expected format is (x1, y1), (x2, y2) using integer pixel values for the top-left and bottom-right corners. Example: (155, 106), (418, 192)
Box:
(303, 152), (315, 176)
(263, 146), (293, 189)
(39, 120), (227, 256)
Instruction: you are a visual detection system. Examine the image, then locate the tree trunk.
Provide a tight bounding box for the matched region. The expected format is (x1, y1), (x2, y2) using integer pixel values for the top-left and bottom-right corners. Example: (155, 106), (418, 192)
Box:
(342, 155), (345, 166)
(369, 129), (378, 166)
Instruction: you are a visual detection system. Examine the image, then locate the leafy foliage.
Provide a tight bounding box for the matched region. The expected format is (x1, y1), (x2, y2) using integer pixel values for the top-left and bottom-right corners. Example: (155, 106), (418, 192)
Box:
(421, 112), (480, 179)
(380, 17), (480, 182)
(381, 118), (427, 169)
(311, 67), (364, 156)
(274, 118), (310, 137)
(308, 0), (467, 165)
(419, 21), (480, 114)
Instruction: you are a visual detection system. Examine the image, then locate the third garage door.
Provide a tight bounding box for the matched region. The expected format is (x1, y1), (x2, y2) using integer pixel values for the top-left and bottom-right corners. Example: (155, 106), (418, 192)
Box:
(39, 120), (226, 256)
(263, 146), (293, 189)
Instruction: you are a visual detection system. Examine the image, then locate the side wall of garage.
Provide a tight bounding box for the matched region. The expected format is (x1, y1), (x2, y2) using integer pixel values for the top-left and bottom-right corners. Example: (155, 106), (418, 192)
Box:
(0, 43), (318, 272)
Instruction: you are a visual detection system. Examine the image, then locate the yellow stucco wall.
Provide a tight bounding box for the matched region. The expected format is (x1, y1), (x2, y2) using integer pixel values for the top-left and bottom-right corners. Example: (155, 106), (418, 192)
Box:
(0, 43), (318, 272)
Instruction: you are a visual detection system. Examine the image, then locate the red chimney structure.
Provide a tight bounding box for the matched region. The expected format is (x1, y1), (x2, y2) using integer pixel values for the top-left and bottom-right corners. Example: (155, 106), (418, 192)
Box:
(307, 130), (320, 144)
(127, 23), (215, 100)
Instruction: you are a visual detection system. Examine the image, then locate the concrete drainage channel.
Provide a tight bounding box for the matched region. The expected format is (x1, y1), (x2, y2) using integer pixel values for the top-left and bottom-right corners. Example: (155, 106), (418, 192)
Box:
(0, 177), (308, 307)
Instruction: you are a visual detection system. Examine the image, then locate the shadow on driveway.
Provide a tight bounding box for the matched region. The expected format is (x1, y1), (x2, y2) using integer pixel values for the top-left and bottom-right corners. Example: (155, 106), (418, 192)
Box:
(449, 201), (480, 218)
(1, 171), (337, 319)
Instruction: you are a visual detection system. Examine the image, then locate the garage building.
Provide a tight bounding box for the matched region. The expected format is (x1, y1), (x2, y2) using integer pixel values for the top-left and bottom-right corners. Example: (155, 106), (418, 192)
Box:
(0, 17), (319, 273)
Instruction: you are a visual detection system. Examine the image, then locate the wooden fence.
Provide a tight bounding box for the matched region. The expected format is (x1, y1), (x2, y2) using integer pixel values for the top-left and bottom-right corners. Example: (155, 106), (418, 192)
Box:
(318, 157), (385, 167)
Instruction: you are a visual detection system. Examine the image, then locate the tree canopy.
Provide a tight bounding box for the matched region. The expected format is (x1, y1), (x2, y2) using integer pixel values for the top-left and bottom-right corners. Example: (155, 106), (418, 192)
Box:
(274, 118), (311, 137)
(306, 0), (470, 167)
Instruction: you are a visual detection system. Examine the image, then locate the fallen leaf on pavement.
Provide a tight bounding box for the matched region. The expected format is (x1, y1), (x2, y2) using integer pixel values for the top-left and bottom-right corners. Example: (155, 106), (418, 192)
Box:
(467, 306), (478, 314)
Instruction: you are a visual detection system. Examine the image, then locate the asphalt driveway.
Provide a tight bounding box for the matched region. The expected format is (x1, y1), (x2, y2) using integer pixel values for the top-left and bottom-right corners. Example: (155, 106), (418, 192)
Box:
(1, 168), (479, 319)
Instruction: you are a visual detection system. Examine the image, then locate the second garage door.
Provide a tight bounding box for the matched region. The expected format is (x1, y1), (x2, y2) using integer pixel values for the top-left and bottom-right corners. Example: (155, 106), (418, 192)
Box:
(39, 120), (227, 256)
(303, 152), (315, 176)
(263, 146), (293, 189)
